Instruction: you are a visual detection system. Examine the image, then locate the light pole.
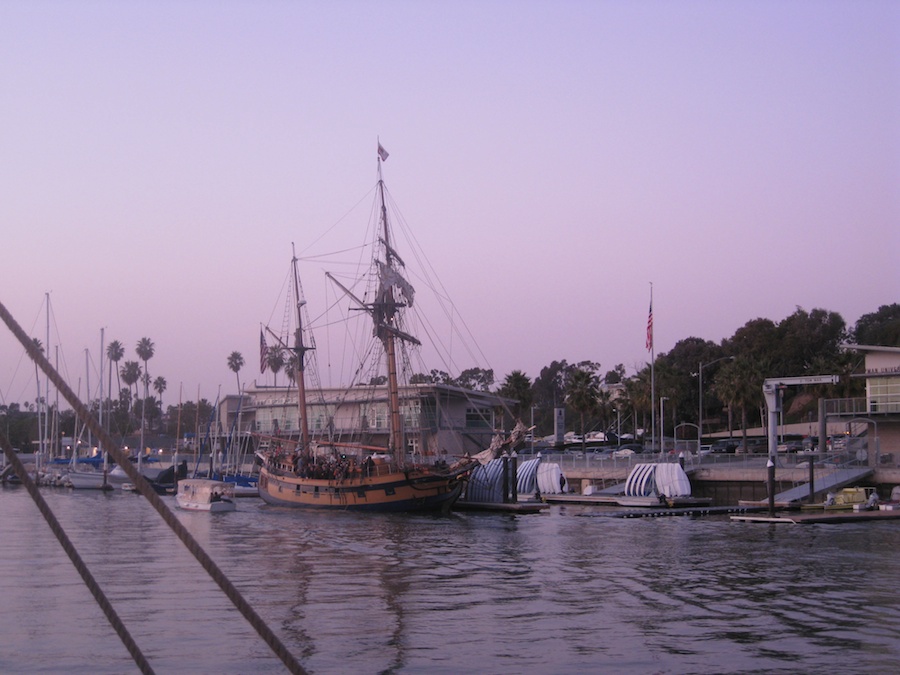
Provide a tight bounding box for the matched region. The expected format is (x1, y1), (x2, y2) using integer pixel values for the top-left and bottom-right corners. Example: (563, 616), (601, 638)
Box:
(616, 405), (621, 445)
(530, 405), (536, 453)
(698, 356), (734, 452)
(659, 396), (668, 456)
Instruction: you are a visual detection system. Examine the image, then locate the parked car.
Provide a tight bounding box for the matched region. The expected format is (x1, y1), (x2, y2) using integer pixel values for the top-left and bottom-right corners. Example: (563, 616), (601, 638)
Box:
(590, 447), (616, 459)
(735, 439), (768, 454)
(710, 439), (739, 454)
(777, 440), (804, 453)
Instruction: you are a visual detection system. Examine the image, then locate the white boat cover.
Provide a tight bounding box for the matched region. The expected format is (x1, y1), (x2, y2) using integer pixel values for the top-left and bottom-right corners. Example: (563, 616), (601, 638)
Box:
(536, 462), (568, 495)
(623, 463), (691, 498)
(462, 456), (565, 502)
(655, 463), (692, 498)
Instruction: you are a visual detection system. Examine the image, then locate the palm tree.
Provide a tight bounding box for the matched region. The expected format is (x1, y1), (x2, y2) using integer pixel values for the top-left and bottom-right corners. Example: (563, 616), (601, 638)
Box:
(31, 338), (45, 453)
(135, 338), (155, 449)
(565, 366), (600, 450)
(227, 351), (244, 393)
(267, 348), (285, 387)
(497, 370), (533, 420)
(715, 358), (765, 449)
(106, 340), (125, 411)
(120, 360), (141, 412)
(135, 338), (155, 390)
(153, 376), (167, 430)
(284, 353), (298, 387)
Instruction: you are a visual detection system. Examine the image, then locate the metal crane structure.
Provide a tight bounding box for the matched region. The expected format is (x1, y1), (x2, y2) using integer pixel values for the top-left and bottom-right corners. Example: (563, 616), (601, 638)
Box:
(762, 375), (840, 514)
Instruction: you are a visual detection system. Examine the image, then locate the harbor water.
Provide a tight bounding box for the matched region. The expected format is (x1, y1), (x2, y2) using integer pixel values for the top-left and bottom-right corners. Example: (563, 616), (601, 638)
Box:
(2, 486), (900, 674)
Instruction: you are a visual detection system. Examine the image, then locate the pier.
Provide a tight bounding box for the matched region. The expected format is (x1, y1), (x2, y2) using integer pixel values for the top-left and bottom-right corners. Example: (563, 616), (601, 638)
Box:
(542, 453), (900, 507)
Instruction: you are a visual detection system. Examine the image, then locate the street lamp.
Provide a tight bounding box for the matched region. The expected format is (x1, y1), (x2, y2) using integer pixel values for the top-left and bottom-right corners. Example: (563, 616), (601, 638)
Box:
(530, 405), (536, 453)
(698, 356), (734, 451)
(659, 396), (668, 456)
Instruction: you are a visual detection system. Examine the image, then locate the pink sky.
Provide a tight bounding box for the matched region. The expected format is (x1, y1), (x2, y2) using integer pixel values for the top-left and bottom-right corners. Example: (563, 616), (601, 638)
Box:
(1, 1), (898, 408)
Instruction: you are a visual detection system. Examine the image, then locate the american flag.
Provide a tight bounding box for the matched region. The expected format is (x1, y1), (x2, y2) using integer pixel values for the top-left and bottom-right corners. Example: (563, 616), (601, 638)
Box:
(377, 142), (389, 162)
(646, 301), (653, 352)
(260, 330), (269, 374)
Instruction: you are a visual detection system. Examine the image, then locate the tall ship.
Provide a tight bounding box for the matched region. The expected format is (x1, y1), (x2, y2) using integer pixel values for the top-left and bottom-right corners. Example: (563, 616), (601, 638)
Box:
(256, 147), (523, 511)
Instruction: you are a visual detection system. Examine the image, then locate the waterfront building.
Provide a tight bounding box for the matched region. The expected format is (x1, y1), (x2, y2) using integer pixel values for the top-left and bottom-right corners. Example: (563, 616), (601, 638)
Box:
(827, 344), (900, 460)
(219, 382), (512, 461)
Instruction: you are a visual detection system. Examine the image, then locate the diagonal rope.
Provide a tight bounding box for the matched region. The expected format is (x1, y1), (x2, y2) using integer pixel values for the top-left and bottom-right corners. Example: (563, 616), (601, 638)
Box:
(0, 299), (307, 675)
(0, 430), (155, 675)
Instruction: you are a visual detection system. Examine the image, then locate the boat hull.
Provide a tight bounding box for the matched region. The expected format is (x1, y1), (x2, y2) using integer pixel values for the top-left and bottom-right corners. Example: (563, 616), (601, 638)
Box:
(175, 479), (237, 512)
(67, 470), (112, 490)
(258, 466), (464, 512)
(175, 498), (236, 513)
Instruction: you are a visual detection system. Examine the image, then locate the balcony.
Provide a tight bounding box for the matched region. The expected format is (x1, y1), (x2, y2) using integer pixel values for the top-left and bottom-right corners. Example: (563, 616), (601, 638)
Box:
(827, 397), (900, 417)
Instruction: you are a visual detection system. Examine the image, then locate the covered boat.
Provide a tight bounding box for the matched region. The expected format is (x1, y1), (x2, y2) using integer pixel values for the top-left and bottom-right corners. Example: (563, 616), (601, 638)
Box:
(615, 463), (710, 507)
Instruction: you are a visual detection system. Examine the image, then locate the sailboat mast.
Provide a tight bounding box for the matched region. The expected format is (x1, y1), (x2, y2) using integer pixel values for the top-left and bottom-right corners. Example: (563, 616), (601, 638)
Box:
(290, 246), (311, 453)
(377, 167), (404, 462)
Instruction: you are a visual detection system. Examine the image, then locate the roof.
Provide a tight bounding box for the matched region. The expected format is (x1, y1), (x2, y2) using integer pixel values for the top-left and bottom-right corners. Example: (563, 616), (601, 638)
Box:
(842, 343), (900, 354)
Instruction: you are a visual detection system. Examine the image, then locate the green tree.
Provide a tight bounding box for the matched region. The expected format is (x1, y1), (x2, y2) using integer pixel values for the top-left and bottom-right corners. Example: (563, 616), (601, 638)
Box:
(657, 337), (724, 426)
(135, 337), (155, 431)
(565, 362), (601, 449)
(497, 370), (533, 420)
(227, 351), (244, 392)
(715, 357), (766, 446)
(153, 376), (167, 430)
(603, 364), (626, 385)
(624, 367), (651, 440)
(106, 340), (125, 409)
(266, 348), (285, 387)
(776, 307), (847, 374)
(456, 367), (494, 391)
(284, 353), (298, 386)
(120, 361), (141, 411)
(135, 338), (155, 389)
(854, 303), (900, 346)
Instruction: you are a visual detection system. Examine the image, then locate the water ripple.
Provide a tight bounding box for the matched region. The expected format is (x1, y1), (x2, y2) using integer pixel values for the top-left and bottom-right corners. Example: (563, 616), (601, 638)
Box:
(3, 488), (900, 673)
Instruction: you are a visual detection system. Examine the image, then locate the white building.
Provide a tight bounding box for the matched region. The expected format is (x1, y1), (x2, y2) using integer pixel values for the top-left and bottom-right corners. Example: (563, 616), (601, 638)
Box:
(219, 382), (513, 461)
(827, 344), (900, 459)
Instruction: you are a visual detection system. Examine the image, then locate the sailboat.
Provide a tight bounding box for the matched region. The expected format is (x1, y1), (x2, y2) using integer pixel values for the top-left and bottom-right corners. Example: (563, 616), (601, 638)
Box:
(257, 149), (524, 512)
(66, 340), (111, 490)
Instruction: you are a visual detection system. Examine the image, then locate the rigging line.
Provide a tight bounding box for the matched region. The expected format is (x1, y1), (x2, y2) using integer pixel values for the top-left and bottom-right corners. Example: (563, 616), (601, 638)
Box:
(381, 188), (493, 371)
(0, 299), (308, 675)
(295, 243), (369, 261)
(294, 184), (378, 259)
(0, 430), (155, 675)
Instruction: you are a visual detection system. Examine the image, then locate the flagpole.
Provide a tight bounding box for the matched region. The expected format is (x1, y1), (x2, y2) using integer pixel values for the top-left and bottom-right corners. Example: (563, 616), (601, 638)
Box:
(648, 283), (655, 454)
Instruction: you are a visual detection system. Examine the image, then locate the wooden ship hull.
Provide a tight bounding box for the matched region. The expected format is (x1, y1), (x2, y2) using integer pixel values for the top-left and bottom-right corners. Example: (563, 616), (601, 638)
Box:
(257, 462), (466, 512)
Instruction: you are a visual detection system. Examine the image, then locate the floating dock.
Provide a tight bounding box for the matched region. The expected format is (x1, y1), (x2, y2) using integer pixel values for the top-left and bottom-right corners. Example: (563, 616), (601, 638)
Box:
(453, 500), (549, 514)
(732, 507), (900, 524)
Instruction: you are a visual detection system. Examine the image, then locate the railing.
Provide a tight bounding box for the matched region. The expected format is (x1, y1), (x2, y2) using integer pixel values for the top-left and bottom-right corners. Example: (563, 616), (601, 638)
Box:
(827, 397), (900, 416)
(538, 448), (877, 472)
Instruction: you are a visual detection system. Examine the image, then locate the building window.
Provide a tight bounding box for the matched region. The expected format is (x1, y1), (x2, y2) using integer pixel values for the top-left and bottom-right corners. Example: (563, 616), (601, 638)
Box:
(869, 376), (900, 413)
(466, 407), (492, 429)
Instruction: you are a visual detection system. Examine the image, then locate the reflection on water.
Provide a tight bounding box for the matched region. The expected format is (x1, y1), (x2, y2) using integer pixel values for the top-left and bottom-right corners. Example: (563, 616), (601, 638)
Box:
(2, 487), (900, 673)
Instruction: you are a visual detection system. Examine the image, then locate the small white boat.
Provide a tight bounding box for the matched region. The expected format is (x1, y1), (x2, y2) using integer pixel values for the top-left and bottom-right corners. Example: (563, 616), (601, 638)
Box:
(175, 479), (236, 512)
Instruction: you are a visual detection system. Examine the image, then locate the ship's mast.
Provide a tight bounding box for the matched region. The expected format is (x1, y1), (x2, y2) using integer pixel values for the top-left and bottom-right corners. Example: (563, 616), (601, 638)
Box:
(290, 245), (312, 453)
(376, 160), (405, 463)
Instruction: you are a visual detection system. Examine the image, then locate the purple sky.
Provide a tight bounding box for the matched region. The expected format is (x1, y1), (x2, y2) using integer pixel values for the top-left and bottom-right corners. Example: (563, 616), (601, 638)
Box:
(1, 1), (898, 408)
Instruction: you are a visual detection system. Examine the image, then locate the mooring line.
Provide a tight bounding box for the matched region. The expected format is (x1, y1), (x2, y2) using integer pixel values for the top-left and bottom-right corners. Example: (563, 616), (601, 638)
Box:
(0, 300), (306, 675)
